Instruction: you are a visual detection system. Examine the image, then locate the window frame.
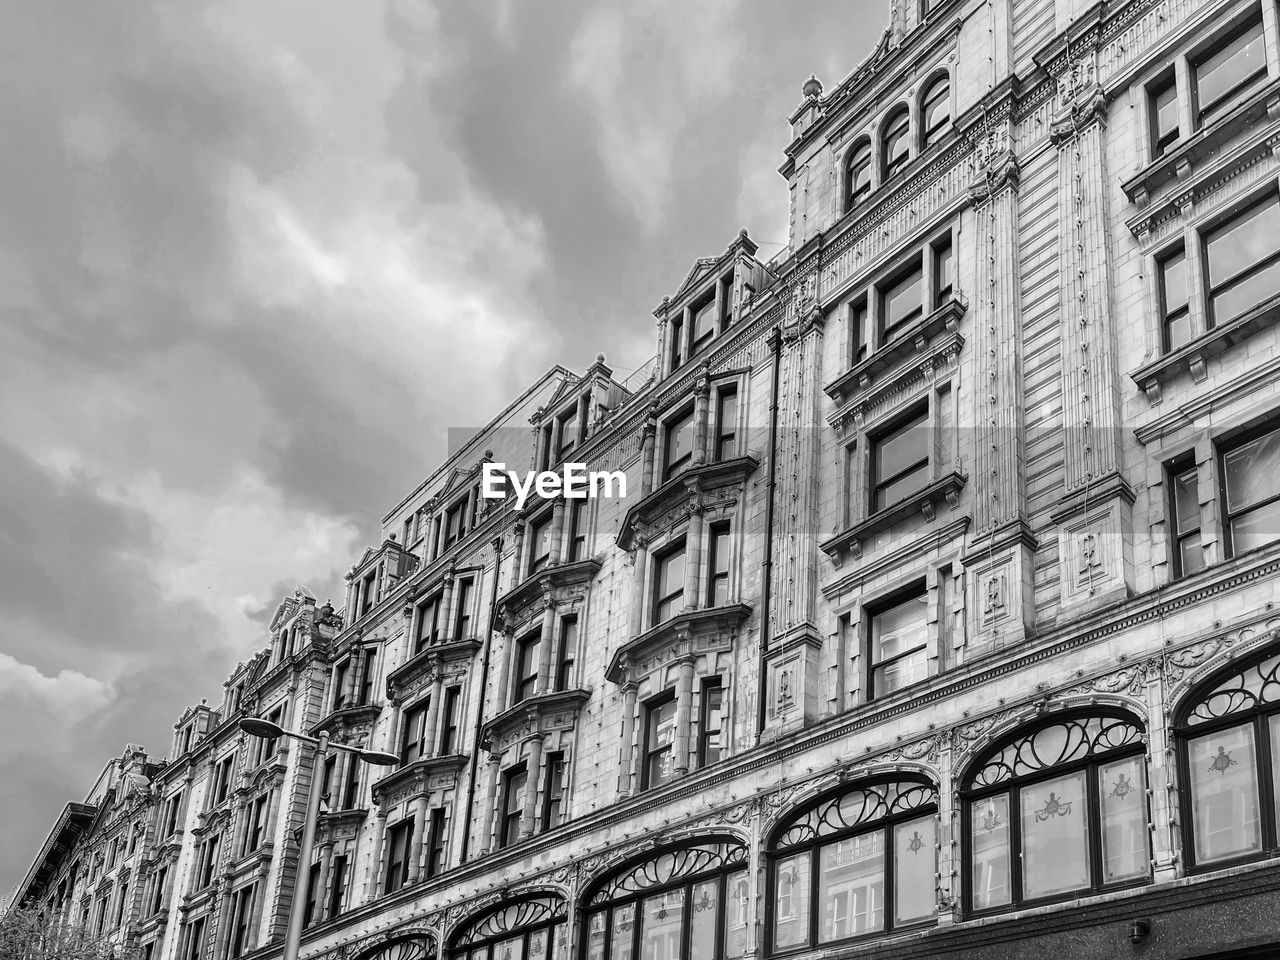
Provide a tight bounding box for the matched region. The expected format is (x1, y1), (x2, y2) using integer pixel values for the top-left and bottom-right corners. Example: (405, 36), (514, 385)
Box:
(919, 74), (951, 149)
(401, 698), (431, 766)
(865, 581), (930, 700)
(528, 512), (554, 576)
(642, 691), (679, 790)
(426, 807), (448, 879)
(706, 523), (732, 608)
(713, 386), (739, 462)
(877, 257), (925, 344)
(845, 140), (873, 211)
(512, 631), (540, 706)
(440, 686), (462, 755)
(1148, 69), (1180, 158)
(881, 106), (911, 180)
(663, 406), (697, 482)
(501, 765), (528, 849)
(567, 499), (588, 562)
(868, 403), (931, 514)
(698, 679), (725, 767)
(1200, 189), (1280, 331)
(1218, 417), (1280, 560)
(455, 576), (475, 641)
(1190, 14), (1268, 129)
(384, 818), (414, 894)
(1157, 242), (1192, 353)
(652, 539), (688, 627)
(542, 751), (567, 831)
(556, 616), (578, 691)
(1166, 453), (1205, 577)
(414, 593), (444, 654)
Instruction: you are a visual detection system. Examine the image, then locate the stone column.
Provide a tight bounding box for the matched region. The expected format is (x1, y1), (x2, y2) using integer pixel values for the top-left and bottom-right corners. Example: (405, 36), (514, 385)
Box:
(535, 599), (557, 694)
(482, 755), (502, 855)
(673, 658), (696, 776)
(407, 797), (429, 883)
(640, 414), (658, 497)
(549, 500), (566, 568)
(519, 739), (544, 839)
(315, 845), (333, 923)
(618, 683), (639, 796)
(684, 507), (705, 612)
(692, 375), (711, 466)
(426, 672), (444, 757)
(368, 813), (388, 900)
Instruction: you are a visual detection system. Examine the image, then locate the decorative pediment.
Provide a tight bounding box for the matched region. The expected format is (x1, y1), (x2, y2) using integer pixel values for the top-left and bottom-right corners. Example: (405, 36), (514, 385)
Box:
(385, 640), (481, 705)
(371, 756), (468, 810)
(481, 689), (592, 753)
(617, 457), (759, 551)
(606, 603), (752, 685)
(497, 558), (602, 626)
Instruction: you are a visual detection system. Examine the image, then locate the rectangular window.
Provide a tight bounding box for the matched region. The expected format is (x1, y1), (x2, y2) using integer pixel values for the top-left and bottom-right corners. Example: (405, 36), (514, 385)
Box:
(1203, 191), (1280, 328)
(867, 586), (929, 698)
(302, 862), (322, 928)
(331, 659), (350, 711)
(513, 632), (540, 705)
(384, 819), (413, 894)
(212, 755), (234, 806)
(1168, 456), (1205, 576)
(558, 408), (580, 459)
(652, 542), (687, 626)
(706, 523), (731, 608)
(415, 595), (443, 653)
(328, 855), (348, 918)
(401, 700), (430, 766)
(443, 498), (468, 550)
(1220, 421), (1280, 557)
(528, 513), (553, 575)
(343, 754), (361, 809)
(440, 686), (462, 754)
(1149, 72), (1179, 157)
(691, 294), (717, 354)
(358, 648), (377, 705)
(567, 500), (588, 562)
(359, 570), (377, 617)
(714, 387), (738, 461)
(151, 867), (168, 914)
(870, 406), (930, 511)
(320, 754), (337, 808)
(643, 694), (678, 789)
(663, 408), (696, 481)
(542, 752), (566, 830)
(1193, 18), (1267, 128)
(260, 704), (284, 764)
(198, 834), (220, 890)
(182, 916), (207, 960)
(556, 617), (577, 691)
(1158, 245), (1191, 352)
(878, 259), (924, 342)
(502, 766), (528, 848)
(247, 793), (269, 853)
(455, 577), (474, 641)
(933, 236), (953, 305)
(229, 884), (255, 958)
(669, 315), (685, 370)
(698, 679), (724, 766)
(426, 808), (448, 878)
(163, 790), (184, 837)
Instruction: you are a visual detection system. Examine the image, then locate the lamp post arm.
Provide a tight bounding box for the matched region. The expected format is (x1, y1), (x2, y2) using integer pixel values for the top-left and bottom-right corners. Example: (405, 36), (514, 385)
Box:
(282, 730), (329, 960)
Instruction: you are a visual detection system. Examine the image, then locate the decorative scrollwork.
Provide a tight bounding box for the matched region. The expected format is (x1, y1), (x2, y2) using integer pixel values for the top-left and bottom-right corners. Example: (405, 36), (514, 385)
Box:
(452, 898), (566, 947)
(772, 780), (937, 849)
(587, 842), (746, 905)
(967, 715), (1142, 790)
(1184, 651), (1280, 726)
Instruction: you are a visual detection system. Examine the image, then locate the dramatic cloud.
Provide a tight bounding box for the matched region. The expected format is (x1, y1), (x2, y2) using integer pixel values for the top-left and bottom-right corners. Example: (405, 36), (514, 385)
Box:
(0, 0), (882, 891)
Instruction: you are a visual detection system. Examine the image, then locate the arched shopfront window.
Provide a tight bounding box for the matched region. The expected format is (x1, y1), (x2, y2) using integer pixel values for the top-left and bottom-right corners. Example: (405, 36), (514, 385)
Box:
(1176, 644), (1280, 871)
(962, 712), (1150, 913)
(768, 778), (937, 951)
(358, 937), (436, 960)
(583, 840), (749, 960)
(450, 897), (567, 960)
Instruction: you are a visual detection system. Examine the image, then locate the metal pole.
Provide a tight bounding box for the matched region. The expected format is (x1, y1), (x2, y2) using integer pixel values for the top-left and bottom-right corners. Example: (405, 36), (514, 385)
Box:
(283, 730), (328, 960)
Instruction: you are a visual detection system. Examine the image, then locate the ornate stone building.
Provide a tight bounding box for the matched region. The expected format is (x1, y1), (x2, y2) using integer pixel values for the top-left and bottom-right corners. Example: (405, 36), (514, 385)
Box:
(14, 0), (1280, 957)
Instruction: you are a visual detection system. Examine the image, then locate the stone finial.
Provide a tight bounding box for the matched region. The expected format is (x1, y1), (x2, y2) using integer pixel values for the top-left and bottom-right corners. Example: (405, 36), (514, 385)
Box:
(802, 74), (823, 100)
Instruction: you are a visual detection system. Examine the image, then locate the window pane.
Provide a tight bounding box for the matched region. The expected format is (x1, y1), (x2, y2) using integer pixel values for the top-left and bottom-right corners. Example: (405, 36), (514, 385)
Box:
(884, 112), (910, 171)
(818, 833), (884, 941)
(1188, 723), (1261, 864)
(1230, 499), (1280, 553)
(586, 912), (607, 960)
(1180, 531), (1207, 574)
(970, 795), (1011, 909)
(693, 298), (717, 344)
(1204, 196), (1280, 289)
(1098, 756), (1150, 883)
(641, 888), (683, 960)
(881, 266), (923, 335)
(1223, 427), (1280, 512)
(874, 414), (928, 487)
(873, 648), (928, 696)
(494, 937), (523, 960)
(935, 242), (953, 300)
(528, 930), (550, 960)
(1160, 248), (1188, 313)
(850, 149), (871, 196)
(690, 881), (718, 960)
(773, 852), (811, 950)
(1195, 20), (1266, 115)
(724, 871), (749, 959)
(1211, 258), (1280, 327)
(1152, 81), (1178, 147)
(611, 903), (636, 960)
(1173, 466), (1199, 528)
(1165, 309), (1192, 352)
(1020, 771), (1090, 899)
(1271, 715), (1280, 830)
(871, 593), (928, 662)
(893, 815), (937, 924)
(666, 413), (695, 475)
(923, 82), (950, 139)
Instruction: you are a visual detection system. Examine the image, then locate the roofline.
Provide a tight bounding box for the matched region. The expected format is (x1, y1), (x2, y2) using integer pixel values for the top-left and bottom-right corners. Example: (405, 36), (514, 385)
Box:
(12, 801), (97, 907)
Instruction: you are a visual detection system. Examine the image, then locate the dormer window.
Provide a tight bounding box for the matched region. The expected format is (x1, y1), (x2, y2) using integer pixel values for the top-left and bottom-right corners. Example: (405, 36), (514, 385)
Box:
(359, 570), (377, 617)
(443, 497), (469, 550)
(691, 293), (717, 355)
(920, 75), (950, 149)
(845, 141), (873, 211)
(558, 407), (580, 459)
(882, 107), (911, 179)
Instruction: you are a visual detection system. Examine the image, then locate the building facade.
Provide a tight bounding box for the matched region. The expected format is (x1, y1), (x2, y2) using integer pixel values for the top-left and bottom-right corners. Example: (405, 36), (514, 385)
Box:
(13, 0), (1280, 957)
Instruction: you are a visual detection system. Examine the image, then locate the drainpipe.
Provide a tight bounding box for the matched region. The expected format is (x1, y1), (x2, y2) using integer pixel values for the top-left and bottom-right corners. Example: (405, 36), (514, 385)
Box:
(756, 326), (783, 738)
(460, 535), (503, 863)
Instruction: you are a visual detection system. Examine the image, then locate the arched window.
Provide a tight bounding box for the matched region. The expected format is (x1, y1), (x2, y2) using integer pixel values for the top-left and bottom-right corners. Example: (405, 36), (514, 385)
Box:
(359, 937), (436, 960)
(583, 840), (748, 960)
(881, 107), (911, 180)
(1176, 645), (1280, 870)
(962, 713), (1149, 914)
(920, 75), (951, 149)
(767, 779), (937, 950)
(450, 897), (566, 960)
(844, 141), (873, 211)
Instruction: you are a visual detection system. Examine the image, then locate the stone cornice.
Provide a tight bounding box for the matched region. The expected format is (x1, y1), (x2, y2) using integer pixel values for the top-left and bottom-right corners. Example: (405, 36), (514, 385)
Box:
(606, 603), (752, 685)
(616, 457), (759, 551)
(481, 689), (593, 751)
(820, 473), (968, 560)
(496, 558), (603, 624)
(385, 640), (482, 706)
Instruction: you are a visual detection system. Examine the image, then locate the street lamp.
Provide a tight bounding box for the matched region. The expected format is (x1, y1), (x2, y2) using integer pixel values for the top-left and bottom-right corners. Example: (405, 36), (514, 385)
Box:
(238, 717), (399, 960)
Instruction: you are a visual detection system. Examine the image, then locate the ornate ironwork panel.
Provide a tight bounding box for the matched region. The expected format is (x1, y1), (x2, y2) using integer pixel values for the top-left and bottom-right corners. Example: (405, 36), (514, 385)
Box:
(588, 842), (747, 905)
(454, 898), (567, 947)
(772, 780), (937, 849)
(967, 715), (1142, 789)
(1185, 652), (1280, 726)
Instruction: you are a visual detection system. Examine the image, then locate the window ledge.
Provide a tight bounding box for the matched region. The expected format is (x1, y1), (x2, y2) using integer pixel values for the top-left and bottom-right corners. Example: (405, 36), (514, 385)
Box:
(481, 689), (593, 752)
(1130, 291), (1280, 403)
(371, 755), (468, 807)
(385, 639), (482, 705)
(606, 602), (752, 684)
(617, 456), (760, 551)
(310, 701), (382, 739)
(824, 296), (967, 404)
(1122, 78), (1280, 209)
(496, 557), (603, 617)
(820, 471), (967, 560)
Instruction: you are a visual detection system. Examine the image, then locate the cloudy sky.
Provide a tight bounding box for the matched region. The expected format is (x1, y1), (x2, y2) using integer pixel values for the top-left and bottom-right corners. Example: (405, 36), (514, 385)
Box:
(0, 0), (881, 891)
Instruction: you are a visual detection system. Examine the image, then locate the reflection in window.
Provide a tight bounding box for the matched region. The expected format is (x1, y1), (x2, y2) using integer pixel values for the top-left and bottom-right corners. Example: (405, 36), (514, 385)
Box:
(867, 586), (929, 698)
(964, 714), (1150, 912)
(920, 76), (950, 148)
(846, 142), (873, 210)
(663, 409), (696, 481)
(882, 108), (911, 179)
(1193, 18), (1267, 128)
(1220, 421), (1280, 557)
(769, 779), (938, 949)
(449, 897), (566, 960)
(1177, 647), (1280, 870)
(1203, 192), (1280, 329)
(1158, 245), (1191, 352)
(870, 407), (930, 512)
(585, 841), (748, 960)
(1167, 456), (1204, 576)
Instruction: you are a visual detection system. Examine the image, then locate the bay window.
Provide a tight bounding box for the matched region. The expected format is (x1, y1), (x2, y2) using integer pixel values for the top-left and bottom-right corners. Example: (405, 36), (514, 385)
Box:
(663, 408), (696, 481)
(1176, 644), (1280, 870)
(769, 779), (938, 950)
(584, 840), (748, 960)
(643, 693), (678, 789)
(963, 713), (1150, 913)
(653, 542), (687, 626)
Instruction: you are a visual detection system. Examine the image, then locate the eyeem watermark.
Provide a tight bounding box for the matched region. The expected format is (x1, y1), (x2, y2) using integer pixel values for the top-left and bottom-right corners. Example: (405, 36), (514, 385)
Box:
(482, 462), (627, 510)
